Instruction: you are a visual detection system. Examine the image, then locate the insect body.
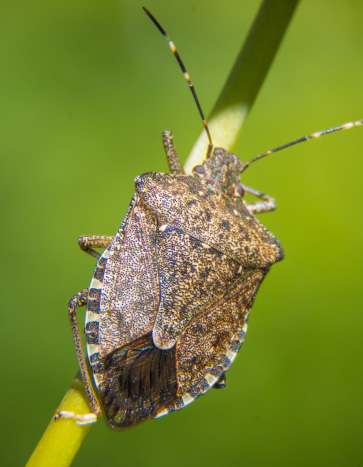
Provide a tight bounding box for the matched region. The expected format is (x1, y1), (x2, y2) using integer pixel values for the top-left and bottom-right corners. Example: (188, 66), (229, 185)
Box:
(87, 145), (283, 429)
(64, 130), (284, 429)
(58, 9), (362, 430)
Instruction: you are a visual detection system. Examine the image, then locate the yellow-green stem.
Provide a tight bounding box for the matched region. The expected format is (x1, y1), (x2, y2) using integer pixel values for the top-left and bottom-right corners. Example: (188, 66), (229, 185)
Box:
(26, 373), (93, 467)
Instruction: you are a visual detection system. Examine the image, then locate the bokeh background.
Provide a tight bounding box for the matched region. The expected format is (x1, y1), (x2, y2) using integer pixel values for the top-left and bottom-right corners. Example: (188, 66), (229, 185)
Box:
(1, 1), (363, 465)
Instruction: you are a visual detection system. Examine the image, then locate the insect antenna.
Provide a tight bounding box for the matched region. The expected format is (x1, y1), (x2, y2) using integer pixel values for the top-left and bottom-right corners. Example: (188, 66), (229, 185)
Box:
(143, 7), (214, 158)
(240, 119), (363, 173)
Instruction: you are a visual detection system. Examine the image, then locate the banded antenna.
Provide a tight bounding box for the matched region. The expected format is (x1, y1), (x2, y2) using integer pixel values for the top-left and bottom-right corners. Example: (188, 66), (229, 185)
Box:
(143, 7), (214, 157)
(143, 9), (362, 170)
(240, 120), (363, 173)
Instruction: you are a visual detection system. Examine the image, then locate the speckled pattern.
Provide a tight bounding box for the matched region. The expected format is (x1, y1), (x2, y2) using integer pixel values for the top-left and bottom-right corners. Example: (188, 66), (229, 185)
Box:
(175, 269), (264, 394)
(84, 147), (284, 430)
(99, 196), (159, 357)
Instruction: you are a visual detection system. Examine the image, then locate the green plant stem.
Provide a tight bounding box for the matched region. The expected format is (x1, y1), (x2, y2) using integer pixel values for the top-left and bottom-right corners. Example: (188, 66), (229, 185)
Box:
(26, 1), (299, 465)
(26, 373), (93, 467)
(184, 0), (300, 173)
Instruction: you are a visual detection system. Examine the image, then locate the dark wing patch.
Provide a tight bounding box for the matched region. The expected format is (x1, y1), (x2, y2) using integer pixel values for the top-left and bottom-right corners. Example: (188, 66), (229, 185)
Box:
(100, 333), (177, 430)
(99, 196), (160, 357)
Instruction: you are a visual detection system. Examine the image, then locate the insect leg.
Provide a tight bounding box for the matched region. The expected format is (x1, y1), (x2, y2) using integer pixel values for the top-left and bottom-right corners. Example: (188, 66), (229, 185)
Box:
(242, 185), (277, 214)
(213, 372), (227, 389)
(162, 131), (185, 175)
(56, 289), (100, 425)
(78, 235), (114, 259)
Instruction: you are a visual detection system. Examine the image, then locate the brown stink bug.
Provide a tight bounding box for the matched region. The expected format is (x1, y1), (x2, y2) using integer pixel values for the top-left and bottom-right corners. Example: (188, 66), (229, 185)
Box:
(57, 9), (362, 430)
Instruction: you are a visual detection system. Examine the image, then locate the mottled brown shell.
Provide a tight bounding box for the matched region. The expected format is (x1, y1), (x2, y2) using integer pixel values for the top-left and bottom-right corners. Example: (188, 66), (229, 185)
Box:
(84, 147), (284, 430)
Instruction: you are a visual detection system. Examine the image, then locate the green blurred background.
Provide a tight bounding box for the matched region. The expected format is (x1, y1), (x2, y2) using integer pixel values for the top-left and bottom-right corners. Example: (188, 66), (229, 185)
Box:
(1, 1), (363, 465)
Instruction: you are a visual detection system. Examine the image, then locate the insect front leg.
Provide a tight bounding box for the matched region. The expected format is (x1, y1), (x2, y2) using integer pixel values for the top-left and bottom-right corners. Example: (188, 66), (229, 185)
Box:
(78, 235), (114, 259)
(242, 185), (277, 214)
(162, 131), (185, 175)
(55, 289), (100, 426)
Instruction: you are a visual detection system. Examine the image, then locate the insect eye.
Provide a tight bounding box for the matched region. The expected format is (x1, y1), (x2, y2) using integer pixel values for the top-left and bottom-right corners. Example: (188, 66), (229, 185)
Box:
(234, 184), (245, 198)
(192, 165), (206, 178)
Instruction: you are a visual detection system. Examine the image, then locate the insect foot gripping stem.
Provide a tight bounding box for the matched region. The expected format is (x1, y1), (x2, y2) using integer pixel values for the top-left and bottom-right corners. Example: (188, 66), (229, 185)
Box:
(54, 411), (98, 426)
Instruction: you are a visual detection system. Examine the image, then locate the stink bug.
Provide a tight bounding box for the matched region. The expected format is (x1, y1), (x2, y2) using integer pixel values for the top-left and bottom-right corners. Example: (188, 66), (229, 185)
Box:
(57, 9), (362, 430)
